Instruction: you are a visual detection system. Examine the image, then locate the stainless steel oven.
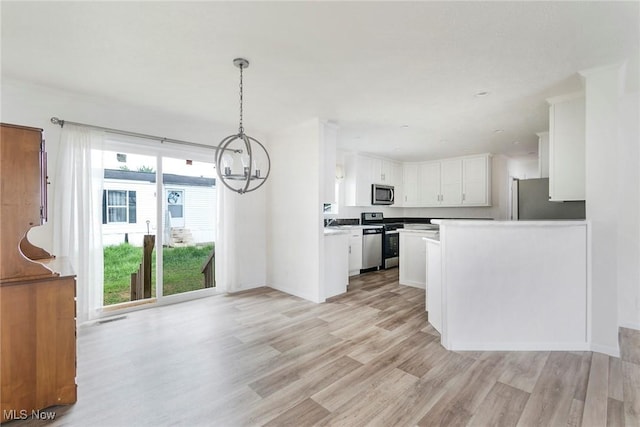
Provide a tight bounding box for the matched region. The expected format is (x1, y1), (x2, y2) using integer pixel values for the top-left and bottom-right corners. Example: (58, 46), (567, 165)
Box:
(382, 223), (404, 268)
(361, 212), (403, 270)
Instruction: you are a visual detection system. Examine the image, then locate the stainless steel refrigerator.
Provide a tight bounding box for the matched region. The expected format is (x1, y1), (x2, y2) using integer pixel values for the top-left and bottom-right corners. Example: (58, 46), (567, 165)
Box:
(512, 178), (585, 220)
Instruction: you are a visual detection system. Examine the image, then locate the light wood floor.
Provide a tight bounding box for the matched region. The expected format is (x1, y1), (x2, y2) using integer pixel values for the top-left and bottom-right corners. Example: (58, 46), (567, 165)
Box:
(10, 269), (640, 426)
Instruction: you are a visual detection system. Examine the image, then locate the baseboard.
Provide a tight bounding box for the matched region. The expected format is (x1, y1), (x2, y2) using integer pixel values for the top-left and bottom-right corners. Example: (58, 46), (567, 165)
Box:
(399, 280), (426, 289)
(267, 284), (322, 303)
(447, 341), (590, 352)
(591, 343), (620, 358)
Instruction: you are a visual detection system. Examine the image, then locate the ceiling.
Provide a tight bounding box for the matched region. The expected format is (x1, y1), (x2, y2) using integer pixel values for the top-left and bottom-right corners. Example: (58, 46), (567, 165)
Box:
(2, 1), (638, 162)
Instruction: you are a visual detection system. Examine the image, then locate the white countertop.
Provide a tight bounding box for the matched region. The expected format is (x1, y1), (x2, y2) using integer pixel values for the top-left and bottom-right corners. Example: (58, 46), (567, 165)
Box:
(324, 224), (383, 230)
(432, 219), (588, 227)
(323, 228), (350, 236)
(399, 228), (440, 242)
(402, 223), (439, 230)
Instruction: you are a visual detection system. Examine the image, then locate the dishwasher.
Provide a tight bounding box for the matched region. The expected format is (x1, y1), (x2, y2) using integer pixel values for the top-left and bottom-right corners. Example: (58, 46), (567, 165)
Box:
(361, 227), (383, 271)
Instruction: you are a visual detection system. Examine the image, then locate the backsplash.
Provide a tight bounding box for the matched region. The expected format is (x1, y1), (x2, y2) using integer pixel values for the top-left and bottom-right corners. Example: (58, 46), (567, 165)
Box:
(324, 218), (360, 226)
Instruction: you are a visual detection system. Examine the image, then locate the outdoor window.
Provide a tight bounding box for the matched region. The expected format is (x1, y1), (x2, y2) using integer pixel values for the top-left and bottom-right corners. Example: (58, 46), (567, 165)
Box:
(102, 190), (136, 224)
(166, 190), (184, 219)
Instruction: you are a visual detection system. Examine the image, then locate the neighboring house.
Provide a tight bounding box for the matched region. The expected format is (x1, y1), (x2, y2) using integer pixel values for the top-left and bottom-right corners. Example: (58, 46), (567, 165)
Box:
(102, 169), (216, 246)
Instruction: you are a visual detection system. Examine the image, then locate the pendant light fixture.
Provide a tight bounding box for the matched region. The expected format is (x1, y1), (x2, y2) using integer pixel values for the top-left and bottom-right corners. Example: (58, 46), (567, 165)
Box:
(215, 58), (271, 194)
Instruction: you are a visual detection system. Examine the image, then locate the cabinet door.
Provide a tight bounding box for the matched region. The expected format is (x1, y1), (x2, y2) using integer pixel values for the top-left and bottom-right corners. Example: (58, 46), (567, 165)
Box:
(356, 156), (373, 206)
(549, 96), (585, 201)
(403, 164), (419, 206)
(344, 154), (374, 206)
(419, 162), (441, 206)
(388, 161), (403, 206)
(440, 159), (463, 206)
(462, 156), (490, 205)
(370, 158), (384, 184)
(349, 231), (363, 275)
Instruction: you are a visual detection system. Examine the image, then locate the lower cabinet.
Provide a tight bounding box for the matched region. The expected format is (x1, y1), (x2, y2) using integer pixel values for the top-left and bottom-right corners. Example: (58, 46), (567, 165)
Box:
(324, 232), (349, 299)
(0, 269), (77, 422)
(348, 229), (363, 276)
(426, 239), (442, 333)
(398, 231), (427, 288)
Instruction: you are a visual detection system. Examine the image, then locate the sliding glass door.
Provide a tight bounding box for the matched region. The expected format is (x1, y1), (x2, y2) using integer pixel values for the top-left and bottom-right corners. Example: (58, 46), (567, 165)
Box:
(100, 143), (218, 309)
(102, 150), (157, 306)
(160, 156), (217, 298)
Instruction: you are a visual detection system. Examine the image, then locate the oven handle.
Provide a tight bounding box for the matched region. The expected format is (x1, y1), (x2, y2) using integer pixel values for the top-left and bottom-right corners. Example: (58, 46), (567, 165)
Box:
(385, 230), (400, 235)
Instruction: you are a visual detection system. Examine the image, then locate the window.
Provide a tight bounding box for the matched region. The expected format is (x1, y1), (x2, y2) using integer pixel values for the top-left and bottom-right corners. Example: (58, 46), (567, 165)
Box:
(166, 190), (184, 219)
(102, 190), (136, 224)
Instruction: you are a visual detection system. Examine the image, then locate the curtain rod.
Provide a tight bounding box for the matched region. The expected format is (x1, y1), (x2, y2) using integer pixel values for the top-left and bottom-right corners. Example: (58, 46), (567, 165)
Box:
(50, 117), (241, 153)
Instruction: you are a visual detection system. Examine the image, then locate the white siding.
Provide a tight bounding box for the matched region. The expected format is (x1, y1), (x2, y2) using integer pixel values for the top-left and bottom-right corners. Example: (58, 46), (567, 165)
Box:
(103, 178), (216, 246)
(102, 179), (157, 246)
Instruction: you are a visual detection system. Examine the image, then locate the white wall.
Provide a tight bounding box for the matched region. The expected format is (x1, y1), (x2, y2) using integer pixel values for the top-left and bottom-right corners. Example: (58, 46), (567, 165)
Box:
(2, 79), (266, 293)
(216, 188), (266, 293)
(618, 91), (640, 330)
(441, 221), (589, 351)
(582, 64), (624, 355)
(332, 154), (510, 221)
(508, 156), (539, 180)
(266, 119), (323, 302)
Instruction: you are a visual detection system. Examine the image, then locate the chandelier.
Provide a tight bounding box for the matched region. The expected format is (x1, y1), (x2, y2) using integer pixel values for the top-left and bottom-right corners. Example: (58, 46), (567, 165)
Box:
(215, 58), (271, 194)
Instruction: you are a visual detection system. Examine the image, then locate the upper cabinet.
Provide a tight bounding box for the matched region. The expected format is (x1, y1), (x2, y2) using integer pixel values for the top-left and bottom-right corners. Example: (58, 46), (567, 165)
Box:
(345, 152), (491, 208)
(344, 154), (403, 206)
(1, 123), (55, 282)
(548, 93), (585, 201)
(462, 155), (491, 206)
(344, 154), (374, 206)
(403, 154), (491, 208)
(370, 158), (402, 187)
(537, 131), (550, 179)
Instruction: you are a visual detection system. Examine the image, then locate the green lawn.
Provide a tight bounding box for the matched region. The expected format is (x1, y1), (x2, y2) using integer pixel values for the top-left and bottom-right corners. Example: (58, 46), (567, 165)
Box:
(103, 243), (214, 305)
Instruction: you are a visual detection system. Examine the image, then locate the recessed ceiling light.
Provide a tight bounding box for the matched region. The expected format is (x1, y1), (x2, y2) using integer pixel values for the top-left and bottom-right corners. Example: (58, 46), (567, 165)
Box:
(494, 129), (504, 134)
(400, 124), (409, 128)
(475, 91), (490, 97)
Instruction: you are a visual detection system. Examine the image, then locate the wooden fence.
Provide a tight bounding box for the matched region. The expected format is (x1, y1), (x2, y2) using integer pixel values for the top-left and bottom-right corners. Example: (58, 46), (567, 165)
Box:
(130, 235), (155, 300)
(201, 248), (215, 288)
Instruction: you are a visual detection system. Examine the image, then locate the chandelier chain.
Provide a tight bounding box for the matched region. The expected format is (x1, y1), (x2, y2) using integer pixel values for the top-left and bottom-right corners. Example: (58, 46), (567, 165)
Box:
(238, 64), (244, 135)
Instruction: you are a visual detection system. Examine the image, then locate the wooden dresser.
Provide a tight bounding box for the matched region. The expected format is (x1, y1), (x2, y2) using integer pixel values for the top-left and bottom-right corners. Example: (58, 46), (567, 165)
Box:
(0, 123), (77, 422)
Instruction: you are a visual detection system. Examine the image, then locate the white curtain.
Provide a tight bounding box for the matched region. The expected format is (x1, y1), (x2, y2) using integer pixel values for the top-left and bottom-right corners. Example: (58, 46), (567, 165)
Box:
(53, 124), (104, 324)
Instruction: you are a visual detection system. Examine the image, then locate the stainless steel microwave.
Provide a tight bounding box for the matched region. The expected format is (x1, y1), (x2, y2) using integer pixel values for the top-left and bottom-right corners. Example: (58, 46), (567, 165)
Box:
(372, 184), (394, 205)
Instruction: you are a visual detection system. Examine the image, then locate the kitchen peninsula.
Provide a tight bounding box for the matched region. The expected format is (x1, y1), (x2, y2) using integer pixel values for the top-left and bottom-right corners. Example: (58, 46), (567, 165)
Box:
(427, 220), (590, 352)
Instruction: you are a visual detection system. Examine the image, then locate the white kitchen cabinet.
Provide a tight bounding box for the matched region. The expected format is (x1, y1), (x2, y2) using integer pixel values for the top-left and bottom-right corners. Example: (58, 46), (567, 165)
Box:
(345, 154), (403, 207)
(418, 162), (441, 206)
(371, 158), (401, 186)
(548, 93), (585, 201)
(323, 231), (349, 300)
(462, 155), (490, 205)
(440, 159), (463, 206)
(537, 131), (550, 178)
(402, 154), (491, 208)
(426, 239), (442, 333)
(403, 163), (419, 206)
(399, 231), (427, 289)
(348, 228), (363, 276)
(344, 154), (373, 206)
